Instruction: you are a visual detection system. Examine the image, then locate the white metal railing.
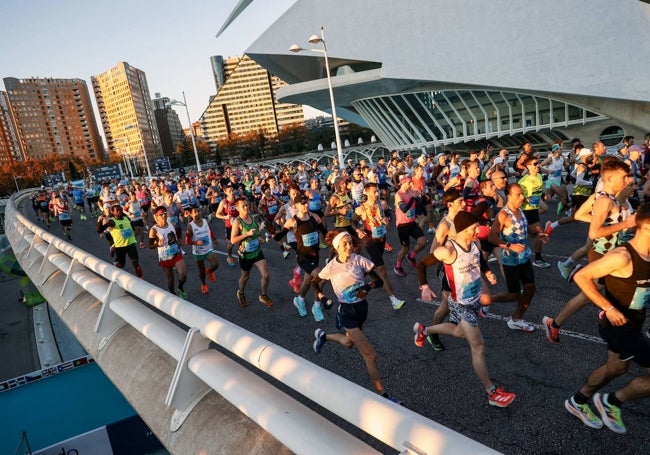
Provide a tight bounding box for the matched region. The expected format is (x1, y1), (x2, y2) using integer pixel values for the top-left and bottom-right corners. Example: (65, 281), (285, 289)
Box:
(4, 191), (499, 455)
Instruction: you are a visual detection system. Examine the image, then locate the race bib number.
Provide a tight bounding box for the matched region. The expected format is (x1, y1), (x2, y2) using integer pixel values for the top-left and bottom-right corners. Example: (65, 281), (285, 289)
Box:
(165, 244), (180, 257)
(268, 205), (278, 215)
(371, 225), (386, 239)
(301, 231), (319, 247)
(406, 208), (415, 219)
(460, 280), (481, 302)
(59, 212), (71, 220)
(629, 287), (650, 310)
(341, 283), (361, 303)
(121, 228), (133, 239)
(528, 195), (541, 207)
(244, 237), (260, 252)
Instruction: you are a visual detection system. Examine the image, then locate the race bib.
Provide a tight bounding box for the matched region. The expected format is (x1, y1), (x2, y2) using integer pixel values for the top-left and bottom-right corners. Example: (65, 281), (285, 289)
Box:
(244, 237), (260, 252)
(59, 212), (71, 220)
(309, 199), (321, 211)
(165, 244), (180, 257)
(460, 280), (481, 302)
(341, 283), (361, 303)
(301, 231), (318, 247)
(121, 228), (133, 239)
(371, 225), (386, 239)
(406, 208), (415, 219)
(268, 205), (278, 215)
(629, 287), (650, 310)
(528, 195), (541, 207)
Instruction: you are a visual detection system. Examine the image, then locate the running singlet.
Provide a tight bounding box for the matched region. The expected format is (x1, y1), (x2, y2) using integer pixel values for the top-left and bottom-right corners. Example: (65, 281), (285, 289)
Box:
(518, 174), (543, 211)
(592, 191), (623, 255)
(362, 203), (386, 240)
(307, 190), (322, 211)
(602, 243), (650, 332)
(153, 223), (181, 262)
(395, 190), (416, 225)
(334, 193), (353, 228)
(499, 206), (531, 266)
(261, 196), (279, 219)
(443, 240), (481, 306)
(238, 217), (261, 260)
(294, 214), (320, 259)
(223, 198), (238, 228)
(189, 219), (213, 256)
(110, 217), (136, 248)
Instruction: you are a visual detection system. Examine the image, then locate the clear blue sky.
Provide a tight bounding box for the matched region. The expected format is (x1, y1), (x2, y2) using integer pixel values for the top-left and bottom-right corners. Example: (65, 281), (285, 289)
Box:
(1, 0), (299, 130)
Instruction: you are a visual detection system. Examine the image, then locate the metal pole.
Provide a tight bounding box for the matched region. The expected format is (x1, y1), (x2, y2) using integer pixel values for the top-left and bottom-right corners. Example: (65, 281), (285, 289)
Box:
(182, 92), (201, 172)
(319, 27), (344, 170)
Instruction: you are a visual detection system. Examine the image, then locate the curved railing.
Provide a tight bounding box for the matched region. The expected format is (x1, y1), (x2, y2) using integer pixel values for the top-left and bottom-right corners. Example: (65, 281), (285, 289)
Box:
(4, 190), (498, 455)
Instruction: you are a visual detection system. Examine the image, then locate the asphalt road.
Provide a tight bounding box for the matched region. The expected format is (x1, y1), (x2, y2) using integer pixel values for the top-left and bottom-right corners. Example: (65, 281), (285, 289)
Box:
(17, 198), (650, 455)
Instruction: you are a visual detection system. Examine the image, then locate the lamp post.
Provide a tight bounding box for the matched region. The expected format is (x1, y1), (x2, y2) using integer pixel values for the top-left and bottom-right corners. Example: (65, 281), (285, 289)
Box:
(114, 138), (134, 178)
(290, 26), (344, 170)
(167, 92), (201, 172)
(13, 175), (22, 192)
(124, 124), (152, 178)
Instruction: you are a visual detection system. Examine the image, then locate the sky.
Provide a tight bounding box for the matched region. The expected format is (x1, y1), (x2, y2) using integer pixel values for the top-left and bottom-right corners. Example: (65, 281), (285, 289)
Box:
(1, 0), (303, 130)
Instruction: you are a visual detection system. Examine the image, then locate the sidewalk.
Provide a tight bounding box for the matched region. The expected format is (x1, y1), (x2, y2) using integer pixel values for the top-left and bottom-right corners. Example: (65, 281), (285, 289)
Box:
(0, 270), (40, 382)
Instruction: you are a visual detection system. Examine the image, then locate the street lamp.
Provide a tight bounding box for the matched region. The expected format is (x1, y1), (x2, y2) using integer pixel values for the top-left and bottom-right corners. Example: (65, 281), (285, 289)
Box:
(290, 26), (344, 170)
(114, 138), (134, 178)
(166, 92), (201, 172)
(13, 175), (22, 192)
(124, 124), (152, 178)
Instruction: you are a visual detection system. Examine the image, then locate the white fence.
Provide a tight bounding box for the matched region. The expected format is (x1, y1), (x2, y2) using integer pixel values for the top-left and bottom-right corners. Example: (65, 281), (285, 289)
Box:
(4, 191), (499, 455)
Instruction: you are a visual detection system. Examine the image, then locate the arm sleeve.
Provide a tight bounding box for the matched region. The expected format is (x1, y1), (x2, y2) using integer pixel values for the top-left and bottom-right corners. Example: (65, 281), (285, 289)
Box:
(417, 253), (440, 286)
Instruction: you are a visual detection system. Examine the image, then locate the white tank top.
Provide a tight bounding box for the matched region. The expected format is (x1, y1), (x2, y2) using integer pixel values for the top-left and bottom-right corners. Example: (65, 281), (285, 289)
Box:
(189, 219), (213, 256)
(443, 240), (481, 305)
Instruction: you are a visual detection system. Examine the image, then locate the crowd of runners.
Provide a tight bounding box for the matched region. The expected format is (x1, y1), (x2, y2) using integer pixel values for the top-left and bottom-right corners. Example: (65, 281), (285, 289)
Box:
(29, 135), (650, 431)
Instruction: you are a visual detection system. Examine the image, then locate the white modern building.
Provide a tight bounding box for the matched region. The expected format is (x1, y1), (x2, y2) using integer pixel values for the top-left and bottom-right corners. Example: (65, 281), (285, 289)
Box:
(220, 0), (650, 151)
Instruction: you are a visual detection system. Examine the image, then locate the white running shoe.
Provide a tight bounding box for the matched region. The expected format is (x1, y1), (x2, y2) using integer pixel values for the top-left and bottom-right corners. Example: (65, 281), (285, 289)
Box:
(507, 318), (534, 332)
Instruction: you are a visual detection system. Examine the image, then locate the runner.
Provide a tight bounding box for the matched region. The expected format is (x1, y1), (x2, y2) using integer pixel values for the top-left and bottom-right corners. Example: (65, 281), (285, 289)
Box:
(104, 205), (143, 278)
(148, 205), (187, 298)
(393, 174), (427, 277)
(185, 205), (219, 295)
(413, 211), (513, 408)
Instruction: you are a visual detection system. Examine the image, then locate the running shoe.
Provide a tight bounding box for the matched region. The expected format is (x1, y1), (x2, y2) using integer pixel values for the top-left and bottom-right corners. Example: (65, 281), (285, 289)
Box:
(488, 388), (516, 408)
(139, 242), (146, 249)
(543, 316), (560, 343)
(427, 227), (435, 234)
(201, 284), (209, 294)
(544, 221), (553, 237)
(282, 250), (291, 259)
(67, 233), (72, 240)
(177, 289), (187, 299)
(384, 243), (393, 252)
(594, 393), (626, 434)
(312, 302), (324, 322)
(391, 298), (406, 311)
(319, 241), (328, 249)
(226, 256), (237, 267)
(135, 265), (143, 278)
(407, 253), (417, 269)
(237, 290), (248, 307)
(207, 269), (216, 282)
(394, 265), (406, 277)
(80, 214), (87, 220)
(564, 396), (603, 429)
(507, 318), (534, 332)
(293, 296), (307, 316)
(567, 263), (584, 283)
(532, 259), (551, 268)
(557, 260), (572, 280)
(413, 322), (426, 347)
(258, 294), (274, 308)
(313, 328), (326, 353)
(426, 334), (445, 351)
(384, 394), (405, 406)
(556, 201), (564, 216)
(478, 306), (490, 318)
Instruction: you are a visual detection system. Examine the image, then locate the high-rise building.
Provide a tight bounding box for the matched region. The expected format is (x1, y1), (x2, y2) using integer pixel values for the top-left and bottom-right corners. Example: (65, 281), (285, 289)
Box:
(91, 62), (162, 176)
(1, 77), (104, 161)
(0, 91), (22, 164)
(200, 55), (304, 145)
(152, 93), (184, 158)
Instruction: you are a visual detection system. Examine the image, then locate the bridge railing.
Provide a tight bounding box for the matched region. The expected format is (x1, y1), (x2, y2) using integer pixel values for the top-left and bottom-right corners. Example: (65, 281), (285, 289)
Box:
(4, 191), (498, 455)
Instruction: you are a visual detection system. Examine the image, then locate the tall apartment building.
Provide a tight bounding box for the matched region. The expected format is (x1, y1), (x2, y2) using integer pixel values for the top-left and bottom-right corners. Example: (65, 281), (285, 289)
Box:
(152, 93), (184, 157)
(200, 55), (304, 144)
(91, 62), (162, 175)
(1, 77), (104, 161)
(0, 91), (22, 164)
